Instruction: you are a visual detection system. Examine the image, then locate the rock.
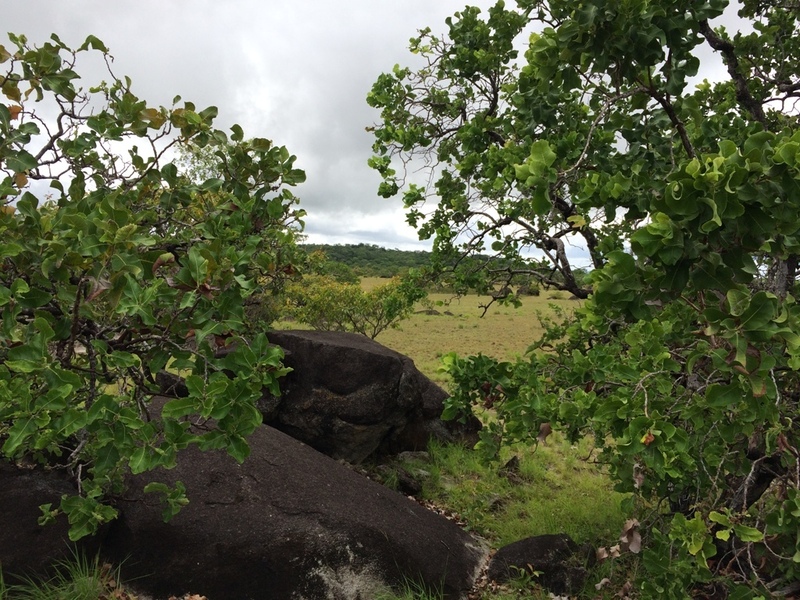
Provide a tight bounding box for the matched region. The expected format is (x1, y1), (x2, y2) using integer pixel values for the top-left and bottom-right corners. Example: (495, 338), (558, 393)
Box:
(0, 462), (101, 581)
(487, 533), (592, 596)
(262, 330), (479, 463)
(102, 422), (488, 600)
(395, 450), (430, 463)
(374, 464), (424, 497)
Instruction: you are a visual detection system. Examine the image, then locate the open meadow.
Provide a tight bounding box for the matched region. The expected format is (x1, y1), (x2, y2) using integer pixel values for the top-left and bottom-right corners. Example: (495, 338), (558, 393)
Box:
(361, 277), (582, 386)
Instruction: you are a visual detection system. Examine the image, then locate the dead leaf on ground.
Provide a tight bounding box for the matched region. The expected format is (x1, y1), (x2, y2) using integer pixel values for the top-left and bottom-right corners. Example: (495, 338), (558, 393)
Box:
(619, 519), (642, 554)
(537, 422), (552, 445)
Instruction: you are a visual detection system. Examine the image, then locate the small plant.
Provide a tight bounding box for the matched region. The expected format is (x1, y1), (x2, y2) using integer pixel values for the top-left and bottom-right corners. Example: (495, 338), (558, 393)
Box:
(506, 565), (541, 593)
(1, 552), (125, 600)
(374, 576), (443, 600)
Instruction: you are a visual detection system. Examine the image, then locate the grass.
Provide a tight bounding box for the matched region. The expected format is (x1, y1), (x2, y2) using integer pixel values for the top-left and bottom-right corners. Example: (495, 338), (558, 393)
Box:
(0, 552), (129, 600)
(374, 577), (443, 600)
(355, 279), (634, 598)
(424, 435), (627, 547)
(378, 434), (630, 598)
(364, 278), (581, 385)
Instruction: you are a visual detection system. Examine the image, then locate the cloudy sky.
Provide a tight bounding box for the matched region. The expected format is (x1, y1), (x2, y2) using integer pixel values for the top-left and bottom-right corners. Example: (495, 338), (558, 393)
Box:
(6, 1), (503, 250)
(6, 2), (743, 253)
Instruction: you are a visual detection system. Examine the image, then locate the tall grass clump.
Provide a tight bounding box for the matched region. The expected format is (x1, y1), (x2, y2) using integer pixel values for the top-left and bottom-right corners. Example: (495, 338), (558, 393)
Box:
(0, 553), (123, 600)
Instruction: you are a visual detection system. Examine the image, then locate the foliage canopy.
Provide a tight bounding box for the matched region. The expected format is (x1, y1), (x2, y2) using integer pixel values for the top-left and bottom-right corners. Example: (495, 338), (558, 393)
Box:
(285, 265), (426, 339)
(0, 34), (305, 539)
(370, 0), (800, 594)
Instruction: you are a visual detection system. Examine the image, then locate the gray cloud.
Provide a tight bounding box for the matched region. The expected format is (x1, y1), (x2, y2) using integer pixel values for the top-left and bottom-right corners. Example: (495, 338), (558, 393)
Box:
(5, 1), (740, 249)
(5, 0), (498, 247)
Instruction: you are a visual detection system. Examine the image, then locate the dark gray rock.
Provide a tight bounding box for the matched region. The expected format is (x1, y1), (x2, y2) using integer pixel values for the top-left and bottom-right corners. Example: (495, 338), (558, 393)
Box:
(487, 533), (593, 596)
(263, 330), (480, 463)
(0, 462), (101, 581)
(102, 423), (487, 600)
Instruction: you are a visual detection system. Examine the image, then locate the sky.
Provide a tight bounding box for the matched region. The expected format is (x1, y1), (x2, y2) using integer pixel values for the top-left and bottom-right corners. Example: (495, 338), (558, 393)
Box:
(5, 2), (742, 254)
(5, 0), (502, 251)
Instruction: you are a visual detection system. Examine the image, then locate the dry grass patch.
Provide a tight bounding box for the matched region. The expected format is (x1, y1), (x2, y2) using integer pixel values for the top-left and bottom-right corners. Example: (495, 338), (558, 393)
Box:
(364, 279), (580, 384)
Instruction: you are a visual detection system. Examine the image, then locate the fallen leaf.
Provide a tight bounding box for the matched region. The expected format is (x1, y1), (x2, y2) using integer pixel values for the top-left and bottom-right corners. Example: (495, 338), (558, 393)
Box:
(595, 577), (612, 590)
(633, 463), (645, 489)
(620, 519), (642, 554)
(537, 422), (552, 445)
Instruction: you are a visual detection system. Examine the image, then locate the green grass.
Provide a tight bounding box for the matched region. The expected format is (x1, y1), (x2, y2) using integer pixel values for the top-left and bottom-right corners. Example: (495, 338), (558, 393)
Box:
(365, 278), (580, 385)
(0, 552), (126, 600)
(392, 433), (628, 546)
(374, 577), (444, 600)
(376, 433), (632, 599)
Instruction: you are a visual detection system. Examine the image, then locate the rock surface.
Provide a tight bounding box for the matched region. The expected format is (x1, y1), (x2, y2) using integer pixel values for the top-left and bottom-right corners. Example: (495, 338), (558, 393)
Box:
(101, 423), (488, 600)
(487, 533), (592, 596)
(261, 330), (479, 463)
(0, 462), (80, 580)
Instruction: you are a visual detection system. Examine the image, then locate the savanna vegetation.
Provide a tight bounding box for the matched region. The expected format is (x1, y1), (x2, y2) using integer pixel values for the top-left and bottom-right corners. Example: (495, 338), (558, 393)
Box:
(368, 0), (800, 596)
(302, 243), (432, 278)
(4, 0), (800, 597)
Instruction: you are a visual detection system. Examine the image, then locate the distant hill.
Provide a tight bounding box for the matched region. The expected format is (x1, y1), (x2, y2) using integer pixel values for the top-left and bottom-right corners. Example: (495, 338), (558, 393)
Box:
(302, 243), (431, 277)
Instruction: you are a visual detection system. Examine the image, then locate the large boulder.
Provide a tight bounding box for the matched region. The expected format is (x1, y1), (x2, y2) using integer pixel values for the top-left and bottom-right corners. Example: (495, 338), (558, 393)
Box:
(487, 533), (592, 596)
(260, 330), (479, 463)
(102, 422), (488, 600)
(0, 462), (101, 581)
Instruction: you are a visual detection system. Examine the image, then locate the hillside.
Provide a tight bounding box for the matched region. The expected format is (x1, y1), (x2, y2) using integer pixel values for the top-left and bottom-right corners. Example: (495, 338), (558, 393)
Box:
(302, 243), (431, 277)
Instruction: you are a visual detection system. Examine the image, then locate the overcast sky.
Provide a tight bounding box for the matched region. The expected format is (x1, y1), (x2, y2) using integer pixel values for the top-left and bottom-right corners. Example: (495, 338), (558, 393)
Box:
(6, 1), (504, 250)
(6, 2), (742, 253)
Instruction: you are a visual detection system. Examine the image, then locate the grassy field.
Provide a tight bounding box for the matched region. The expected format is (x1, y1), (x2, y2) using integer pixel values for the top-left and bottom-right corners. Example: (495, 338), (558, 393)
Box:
(363, 277), (581, 386)
(357, 278), (631, 599)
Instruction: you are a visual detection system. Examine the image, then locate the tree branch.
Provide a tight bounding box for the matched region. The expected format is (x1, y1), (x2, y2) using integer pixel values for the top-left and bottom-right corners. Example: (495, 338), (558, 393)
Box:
(699, 19), (768, 126)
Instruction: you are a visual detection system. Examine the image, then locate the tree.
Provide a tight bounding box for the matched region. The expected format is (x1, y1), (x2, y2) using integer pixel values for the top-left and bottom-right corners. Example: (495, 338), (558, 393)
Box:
(285, 272), (425, 339)
(370, 0), (800, 595)
(0, 34), (305, 539)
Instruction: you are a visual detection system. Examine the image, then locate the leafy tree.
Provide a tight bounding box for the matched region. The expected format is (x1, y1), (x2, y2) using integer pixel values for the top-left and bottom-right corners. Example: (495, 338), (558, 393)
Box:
(302, 249), (361, 285)
(303, 243), (433, 278)
(0, 34), (305, 539)
(285, 274), (426, 339)
(370, 0), (800, 594)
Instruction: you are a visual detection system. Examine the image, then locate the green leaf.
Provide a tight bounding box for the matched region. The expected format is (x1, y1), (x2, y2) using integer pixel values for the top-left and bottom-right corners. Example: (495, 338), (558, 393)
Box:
(733, 524), (764, 543)
(162, 397), (198, 420)
(531, 184), (550, 215)
(61, 495), (117, 541)
(709, 511), (732, 527)
(129, 446), (153, 474)
(525, 140), (557, 176)
(5, 150), (38, 173)
(227, 434), (250, 463)
(79, 35), (109, 52)
(187, 247), (209, 285)
(705, 384), (741, 407)
(1, 416), (37, 455)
